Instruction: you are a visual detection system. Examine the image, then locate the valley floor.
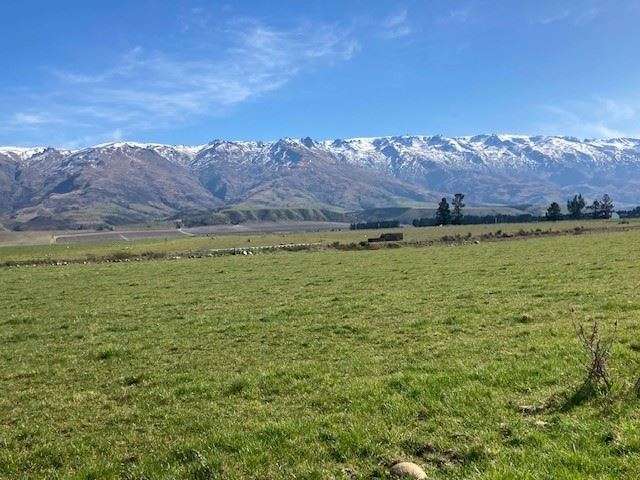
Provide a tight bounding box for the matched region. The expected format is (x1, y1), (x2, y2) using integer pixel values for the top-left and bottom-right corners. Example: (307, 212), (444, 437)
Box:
(1, 225), (640, 478)
(0, 218), (638, 265)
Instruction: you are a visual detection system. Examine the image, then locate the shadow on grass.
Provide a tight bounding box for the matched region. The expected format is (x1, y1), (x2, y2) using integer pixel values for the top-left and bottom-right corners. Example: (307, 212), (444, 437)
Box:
(552, 380), (602, 413)
(401, 440), (487, 470)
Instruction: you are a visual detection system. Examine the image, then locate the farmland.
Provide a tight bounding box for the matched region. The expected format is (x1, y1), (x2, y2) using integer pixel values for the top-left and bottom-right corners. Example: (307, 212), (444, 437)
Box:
(1, 222), (640, 478)
(0, 219), (637, 265)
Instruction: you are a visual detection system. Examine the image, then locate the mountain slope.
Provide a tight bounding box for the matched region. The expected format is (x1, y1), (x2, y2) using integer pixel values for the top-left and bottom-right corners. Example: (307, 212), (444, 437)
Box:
(2, 134), (640, 229)
(2, 144), (219, 229)
(191, 138), (435, 209)
(321, 135), (640, 205)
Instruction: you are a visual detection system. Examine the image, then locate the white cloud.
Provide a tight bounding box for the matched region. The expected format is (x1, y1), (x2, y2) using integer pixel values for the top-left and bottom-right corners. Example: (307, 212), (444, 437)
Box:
(58, 129), (126, 150)
(538, 97), (640, 138)
(382, 9), (412, 38)
(179, 6), (212, 33)
(11, 113), (52, 126)
(0, 112), (66, 134)
(438, 4), (475, 24)
(535, 1), (602, 25)
(575, 5), (601, 25)
(538, 9), (571, 25)
(2, 19), (360, 144)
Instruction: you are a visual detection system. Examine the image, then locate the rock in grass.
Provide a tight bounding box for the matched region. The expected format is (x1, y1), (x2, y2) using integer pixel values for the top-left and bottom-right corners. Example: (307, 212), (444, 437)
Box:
(390, 461), (427, 479)
(518, 404), (544, 415)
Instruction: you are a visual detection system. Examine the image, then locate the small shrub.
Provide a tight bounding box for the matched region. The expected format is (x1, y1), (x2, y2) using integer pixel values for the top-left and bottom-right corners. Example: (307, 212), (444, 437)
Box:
(575, 319), (616, 393)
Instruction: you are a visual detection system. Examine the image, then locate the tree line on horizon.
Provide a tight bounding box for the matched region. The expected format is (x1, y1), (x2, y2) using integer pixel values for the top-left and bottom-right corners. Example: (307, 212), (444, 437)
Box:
(412, 193), (620, 227)
(413, 194), (467, 227)
(545, 194), (615, 221)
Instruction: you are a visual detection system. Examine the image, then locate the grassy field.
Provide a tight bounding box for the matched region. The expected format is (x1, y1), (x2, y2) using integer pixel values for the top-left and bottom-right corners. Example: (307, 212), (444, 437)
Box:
(1, 227), (640, 478)
(0, 219), (637, 265)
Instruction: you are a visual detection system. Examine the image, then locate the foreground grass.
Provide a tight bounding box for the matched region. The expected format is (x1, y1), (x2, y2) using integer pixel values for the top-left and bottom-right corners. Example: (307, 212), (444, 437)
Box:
(1, 231), (640, 478)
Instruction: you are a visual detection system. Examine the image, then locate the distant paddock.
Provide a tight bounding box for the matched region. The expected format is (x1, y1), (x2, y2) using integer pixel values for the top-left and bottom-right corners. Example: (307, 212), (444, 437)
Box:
(0, 221), (351, 246)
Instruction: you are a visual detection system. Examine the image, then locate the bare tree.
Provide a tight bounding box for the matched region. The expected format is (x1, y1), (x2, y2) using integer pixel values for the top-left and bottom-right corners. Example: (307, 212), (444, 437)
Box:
(575, 319), (616, 393)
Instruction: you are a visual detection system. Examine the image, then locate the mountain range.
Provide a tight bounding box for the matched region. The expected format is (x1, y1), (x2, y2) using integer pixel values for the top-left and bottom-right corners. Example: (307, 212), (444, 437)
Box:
(1, 134), (640, 230)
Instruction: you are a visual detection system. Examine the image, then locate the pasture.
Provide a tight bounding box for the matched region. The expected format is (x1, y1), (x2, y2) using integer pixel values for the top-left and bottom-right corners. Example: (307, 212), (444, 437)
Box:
(0, 219), (636, 265)
(1, 224), (639, 478)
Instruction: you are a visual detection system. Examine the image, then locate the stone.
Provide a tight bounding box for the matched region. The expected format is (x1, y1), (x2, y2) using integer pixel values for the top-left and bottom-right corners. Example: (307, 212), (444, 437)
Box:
(390, 461), (427, 479)
(518, 404), (544, 415)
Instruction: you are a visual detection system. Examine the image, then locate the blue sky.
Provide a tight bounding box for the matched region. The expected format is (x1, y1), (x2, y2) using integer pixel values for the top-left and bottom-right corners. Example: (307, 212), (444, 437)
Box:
(1, 0), (639, 147)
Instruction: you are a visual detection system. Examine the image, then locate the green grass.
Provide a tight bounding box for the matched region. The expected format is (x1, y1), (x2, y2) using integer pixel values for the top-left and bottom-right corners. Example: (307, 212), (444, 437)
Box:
(0, 219), (636, 264)
(1, 229), (640, 478)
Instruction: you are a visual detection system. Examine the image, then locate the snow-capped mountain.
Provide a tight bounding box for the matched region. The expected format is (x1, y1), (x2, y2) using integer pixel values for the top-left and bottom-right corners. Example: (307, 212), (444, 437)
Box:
(0, 146), (48, 162)
(2, 134), (640, 229)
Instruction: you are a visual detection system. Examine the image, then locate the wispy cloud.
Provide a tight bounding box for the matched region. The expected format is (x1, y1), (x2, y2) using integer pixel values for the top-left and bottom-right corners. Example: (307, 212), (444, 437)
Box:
(1, 18), (360, 146)
(538, 97), (640, 138)
(538, 9), (572, 25)
(381, 8), (412, 38)
(178, 6), (213, 33)
(535, 1), (602, 25)
(575, 5), (602, 25)
(10, 113), (55, 126)
(438, 4), (475, 25)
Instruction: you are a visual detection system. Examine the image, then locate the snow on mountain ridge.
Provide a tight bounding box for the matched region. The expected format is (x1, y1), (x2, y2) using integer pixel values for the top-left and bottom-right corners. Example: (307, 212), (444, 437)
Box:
(91, 141), (207, 157)
(0, 146), (47, 161)
(3, 135), (640, 172)
(5, 134), (640, 230)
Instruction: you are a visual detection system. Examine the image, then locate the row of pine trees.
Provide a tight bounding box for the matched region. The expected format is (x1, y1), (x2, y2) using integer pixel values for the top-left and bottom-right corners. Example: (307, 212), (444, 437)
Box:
(423, 193), (616, 226)
(433, 193), (466, 225)
(545, 194), (614, 221)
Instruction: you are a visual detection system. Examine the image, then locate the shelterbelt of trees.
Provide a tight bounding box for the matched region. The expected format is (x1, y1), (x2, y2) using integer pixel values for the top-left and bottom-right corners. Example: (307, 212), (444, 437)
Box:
(412, 193), (636, 228)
